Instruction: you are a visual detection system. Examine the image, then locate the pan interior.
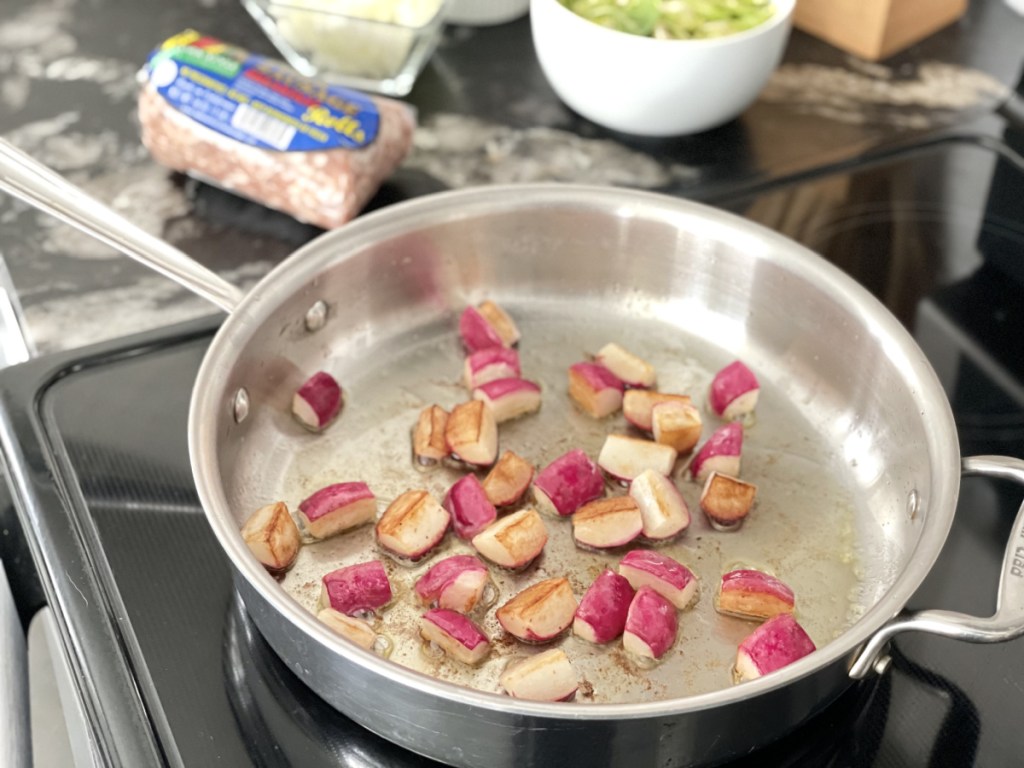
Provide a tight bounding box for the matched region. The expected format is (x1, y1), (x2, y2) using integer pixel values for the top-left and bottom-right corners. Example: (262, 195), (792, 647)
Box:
(198, 188), (956, 707)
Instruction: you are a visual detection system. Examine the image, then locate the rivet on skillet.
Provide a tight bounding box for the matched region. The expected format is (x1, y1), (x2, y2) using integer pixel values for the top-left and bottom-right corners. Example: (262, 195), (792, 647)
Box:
(873, 653), (893, 676)
(233, 388), (250, 424)
(305, 300), (328, 332)
(907, 489), (920, 520)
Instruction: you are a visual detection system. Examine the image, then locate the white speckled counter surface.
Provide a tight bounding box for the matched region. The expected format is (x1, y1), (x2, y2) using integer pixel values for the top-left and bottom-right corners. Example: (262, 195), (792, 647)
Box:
(0, 0), (1021, 355)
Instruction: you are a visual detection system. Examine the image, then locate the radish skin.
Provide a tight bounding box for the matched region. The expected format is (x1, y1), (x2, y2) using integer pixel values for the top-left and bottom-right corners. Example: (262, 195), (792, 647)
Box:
(568, 362), (625, 418)
(623, 587), (678, 660)
(414, 554), (490, 613)
(473, 378), (542, 423)
(319, 561), (393, 616)
(463, 347), (521, 389)
(573, 569), (635, 644)
(717, 569), (795, 620)
(532, 449), (605, 517)
(690, 423), (743, 484)
(297, 482), (377, 540)
(459, 306), (504, 353)
(420, 609), (491, 665)
(735, 614), (816, 681)
(709, 360), (760, 421)
(292, 371), (343, 431)
(618, 549), (698, 610)
(443, 474), (498, 540)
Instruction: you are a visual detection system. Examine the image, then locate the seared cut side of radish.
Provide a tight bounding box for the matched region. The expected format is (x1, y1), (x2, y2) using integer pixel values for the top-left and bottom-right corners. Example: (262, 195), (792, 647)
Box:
(500, 648), (579, 701)
(735, 614), (815, 682)
(651, 400), (703, 454)
(413, 404), (450, 465)
(623, 587), (678, 660)
(298, 481), (377, 539)
(443, 474), (498, 540)
(471, 508), (549, 569)
(477, 300), (521, 347)
(598, 434), (678, 484)
(375, 490), (450, 561)
(473, 378), (542, 423)
(532, 448), (605, 517)
(629, 469), (690, 541)
(568, 362), (625, 418)
(622, 390), (691, 432)
(594, 342), (656, 389)
(482, 450), (534, 508)
(700, 472), (757, 531)
(573, 569), (635, 644)
(292, 371), (343, 431)
(709, 360), (760, 422)
(463, 347), (521, 389)
(317, 608), (378, 650)
(420, 609), (491, 665)
(618, 549), (698, 610)
(319, 561), (393, 616)
(414, 554), (490, 613)
(445, 400), (498, 467)
(241, 501), (302, 574)
(690, 423), (743, 484)
(572, 496), (643, 550)
(459, 306), (504, 353)
(717, 569), (795, 620)
(496, 577), (578, 643)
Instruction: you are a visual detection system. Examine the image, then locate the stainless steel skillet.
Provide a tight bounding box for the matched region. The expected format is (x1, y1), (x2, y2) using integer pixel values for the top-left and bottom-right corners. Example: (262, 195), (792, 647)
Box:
(3, 138), (1024, 767)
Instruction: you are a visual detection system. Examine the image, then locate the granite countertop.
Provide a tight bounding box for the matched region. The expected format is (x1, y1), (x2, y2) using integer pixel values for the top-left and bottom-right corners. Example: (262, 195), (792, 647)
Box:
(0, 0), (1021, 355)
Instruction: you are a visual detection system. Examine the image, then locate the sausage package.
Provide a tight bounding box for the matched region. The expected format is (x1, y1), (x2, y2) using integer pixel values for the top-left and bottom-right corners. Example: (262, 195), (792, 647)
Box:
(138, 30), (416, 229)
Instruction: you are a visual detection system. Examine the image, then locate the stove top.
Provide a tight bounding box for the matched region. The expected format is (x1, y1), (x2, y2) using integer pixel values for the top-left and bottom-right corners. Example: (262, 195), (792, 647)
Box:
(2, 129), (1024, 767)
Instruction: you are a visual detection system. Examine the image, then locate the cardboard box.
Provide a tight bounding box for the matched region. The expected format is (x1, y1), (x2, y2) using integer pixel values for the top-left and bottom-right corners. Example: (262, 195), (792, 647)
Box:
(793, 0), (968, 60)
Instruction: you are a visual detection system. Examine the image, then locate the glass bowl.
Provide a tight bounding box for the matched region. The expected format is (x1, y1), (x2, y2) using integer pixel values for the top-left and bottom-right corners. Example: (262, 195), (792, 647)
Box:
(241, 0), (448, 96)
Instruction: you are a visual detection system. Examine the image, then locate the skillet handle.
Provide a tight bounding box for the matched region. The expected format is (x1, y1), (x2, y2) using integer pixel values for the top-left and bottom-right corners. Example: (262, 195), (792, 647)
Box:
(849, 455), (1024, 679)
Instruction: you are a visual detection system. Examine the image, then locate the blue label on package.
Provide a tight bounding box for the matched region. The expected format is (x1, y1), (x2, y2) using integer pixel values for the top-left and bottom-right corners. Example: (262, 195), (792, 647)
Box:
(146, 30), (380, 152)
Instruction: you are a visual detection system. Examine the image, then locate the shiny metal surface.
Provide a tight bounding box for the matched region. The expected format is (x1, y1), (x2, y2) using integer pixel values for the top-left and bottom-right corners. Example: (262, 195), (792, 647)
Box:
(849, 455), (1024, 679)
(1, 563), (30, 768)
(184, 184), (974, 766)
(0, 139), (244, 313)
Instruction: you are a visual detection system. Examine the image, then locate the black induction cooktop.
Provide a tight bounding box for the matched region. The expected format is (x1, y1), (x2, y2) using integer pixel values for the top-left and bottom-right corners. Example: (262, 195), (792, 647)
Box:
(2, 128), (1024, 767)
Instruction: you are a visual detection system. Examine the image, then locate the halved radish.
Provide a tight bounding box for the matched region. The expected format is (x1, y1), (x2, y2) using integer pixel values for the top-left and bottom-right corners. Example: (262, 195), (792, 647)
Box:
(445, 400), (499, 467)
(618, 549), (698, 610)
(292, 371), (343, 431)
(412, 405), (449, 465)
(594, 342), (656, 388)
(568, 362), (625, 418)
(319, 561), (393, 616)
(464, 347), (521, 389)
(716, 569), (795, 620)
(420, 609), (491, 665)
(241, 501), (302, 574)
(629, 469), (690, 542)
(482, 450), (534, 508)
(297, 481), (377, 540)
(623, 587), (678, 660)
(477, 300), (520, 346)
(700, 472), (757, 531)
(497, 577), (578, 643)
(500, 649), (578, 701)
(573, 569), (635, 644)
(622, 390), (691, 432)
(532, 448), (605, 517)
(572, 496), (643, 550)
(473, 378), (542, 423)
(709, 360), (759, 422)
(471, 508), (548, 569)
(414, 554), (491, 613)
(375, 490), (450, 561)
(459, 306), (504, 353)
(735, 614), (815, 682)
(443, 474), (498, 540)
(690, 423), (743, 484)
(598, 434), (677, 484)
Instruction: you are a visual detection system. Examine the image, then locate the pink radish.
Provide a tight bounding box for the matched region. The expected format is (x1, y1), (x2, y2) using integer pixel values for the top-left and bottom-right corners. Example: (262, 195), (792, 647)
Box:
(497, 577), (578, 643)
(241, 501), (302, 574)
(594, 342), (656, 388)
(629, 469), (691, 541)
(623, 587), (678, 660)
(420, 609), (491, 665)
(445, 400), (498, 467)
(318, 561), (392, 616)
(622, 390), (691, 432)
(573, 569), (635, 644)
(473, 378), (542, 423)
(414, 554), (490, 613)
(463, 347), (521, 389)
(735, 614), (815, 682)
(651, 400), (703, 454)
(459, 306), (504, 353)
(500, 649), (578, 701)
(717, 569), (795, 620)
(598, 434), (678, 484)
(690, 423), (743, 484)
(292, 371), (343, 431)
(471, 508), (548, 569)
(482, 450), (534, 508)
(709, 360), (760, 422)
(375, 490), (450, 561)
(412, 405), (449, 465)
(477, 300), (521, 346)
(317, 609), (378, 650)
(297, 481), (377, 540)
(443, 474), (498, 540)
(572, 496), (643, 550)
(568, 362), (625, 418)
(532, 448), (605, 517)
(618, 549), (698, 610)
(700, 472), (757, 531)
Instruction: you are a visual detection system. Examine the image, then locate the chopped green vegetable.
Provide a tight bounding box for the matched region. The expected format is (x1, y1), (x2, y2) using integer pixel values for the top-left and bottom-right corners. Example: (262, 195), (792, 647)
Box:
(560, 0), (775, 39)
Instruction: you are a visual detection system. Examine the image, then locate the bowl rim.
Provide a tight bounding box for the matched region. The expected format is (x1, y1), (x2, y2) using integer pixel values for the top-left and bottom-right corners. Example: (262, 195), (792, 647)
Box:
(247, 0), (450, 31)
(534, 0), (795, 47)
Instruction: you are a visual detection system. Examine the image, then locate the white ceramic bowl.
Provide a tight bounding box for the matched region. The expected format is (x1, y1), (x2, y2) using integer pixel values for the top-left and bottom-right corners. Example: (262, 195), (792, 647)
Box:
(530, 0), (795, 136)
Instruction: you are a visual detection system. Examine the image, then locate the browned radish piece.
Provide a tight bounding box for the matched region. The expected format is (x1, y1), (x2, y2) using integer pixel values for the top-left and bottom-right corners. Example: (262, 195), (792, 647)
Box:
(618, 549), (698, 610)
(572, 496), (643, 550)
(735, 614), (816, 682)
(414, 554), (490, 613)
(318, 560), (393, 616)
(532, 448), (605, 517)
(482, 450), (535, 508)
(443, 474), (498, 540)
(317, 608), (378, 651)
(622, 390), (691, 432)
(709, 360), (760, 422)
(463, 347), (521, 389)
(420, 608), (491, 665)
(500, 648), (579, 701)
(445, 400), (498, 467)
(690, 423), (743, 484)
(413, 405), (449, 466)
(477, 299), (521, 347)
(651, 400), (703, 454)
(496, 577), (578, 643)
(594, 342), (656, 389)
(700, 472), (757, 532)
(241, 501), (301, 574)
(297, 482), (377, 539)
(292, 371), (343, 431)
(597, 434), (678, 484)
(375, 490), (451, 561)
(623, 587), (678, 660)
(473, 378), (542, 423)
(628, 469), (691, 541)
(471, 508), (549, 569)
(573, 569), (635, 644)
(459, 306), (504, 353)
(717, 569), (795, 620)
(568, 362), (625, 418)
